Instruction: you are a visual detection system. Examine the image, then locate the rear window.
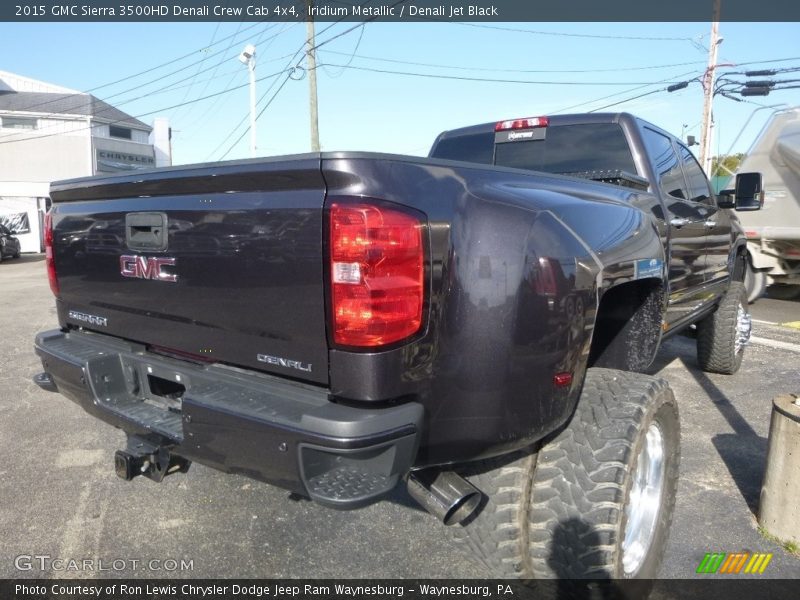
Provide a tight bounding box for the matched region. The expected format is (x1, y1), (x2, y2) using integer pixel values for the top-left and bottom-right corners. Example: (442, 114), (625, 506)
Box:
(430, 131), (494, 165)
(494, 123), (637, 175)
(431, 123), (637, 177)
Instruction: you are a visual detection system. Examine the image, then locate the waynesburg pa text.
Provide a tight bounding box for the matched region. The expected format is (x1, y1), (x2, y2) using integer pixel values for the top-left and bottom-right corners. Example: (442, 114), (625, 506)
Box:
(16, 583), (508, 597)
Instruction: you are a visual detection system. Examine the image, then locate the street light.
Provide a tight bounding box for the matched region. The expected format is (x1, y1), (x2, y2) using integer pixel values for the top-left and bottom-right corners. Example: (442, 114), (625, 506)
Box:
(239, 44), (257, 158)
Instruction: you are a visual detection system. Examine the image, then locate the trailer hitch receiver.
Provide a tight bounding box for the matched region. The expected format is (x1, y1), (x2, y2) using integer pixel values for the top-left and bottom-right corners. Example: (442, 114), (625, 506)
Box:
(115, 437), (190, 482)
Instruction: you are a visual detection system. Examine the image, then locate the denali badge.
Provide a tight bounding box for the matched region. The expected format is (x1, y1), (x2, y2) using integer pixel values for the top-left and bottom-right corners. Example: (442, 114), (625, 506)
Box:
(257, 353), (312, 373)
(68, 310), (108, 327)
(120, 255), (177, 282)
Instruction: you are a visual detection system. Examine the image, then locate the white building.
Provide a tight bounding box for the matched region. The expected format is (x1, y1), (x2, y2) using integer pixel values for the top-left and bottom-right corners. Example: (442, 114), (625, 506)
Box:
(0, 71), (171, 253)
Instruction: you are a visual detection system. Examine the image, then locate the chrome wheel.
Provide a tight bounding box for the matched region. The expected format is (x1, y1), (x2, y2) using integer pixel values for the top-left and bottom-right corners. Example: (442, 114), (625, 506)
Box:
(622, 422), (665, 576)
(735, 304), (751, 355)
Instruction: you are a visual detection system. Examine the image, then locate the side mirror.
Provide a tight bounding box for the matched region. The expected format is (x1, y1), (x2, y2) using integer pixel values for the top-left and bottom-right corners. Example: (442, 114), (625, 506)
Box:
(734, 172), (764, 211)
(717, 189), (735, 209)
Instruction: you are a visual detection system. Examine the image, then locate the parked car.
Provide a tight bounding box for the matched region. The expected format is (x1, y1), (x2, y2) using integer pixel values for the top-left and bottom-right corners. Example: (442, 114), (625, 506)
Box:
(0, 223), (21, 262)
(728, 107), (800, 302)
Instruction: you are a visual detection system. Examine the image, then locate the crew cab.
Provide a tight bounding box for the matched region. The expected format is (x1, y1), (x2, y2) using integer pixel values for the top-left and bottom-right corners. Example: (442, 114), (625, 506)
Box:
(34, 113), (761, 581)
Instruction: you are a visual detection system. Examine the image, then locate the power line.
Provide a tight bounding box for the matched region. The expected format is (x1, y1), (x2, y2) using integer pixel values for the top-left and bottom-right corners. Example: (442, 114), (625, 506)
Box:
(216, 1), (403, 159)
(212, 38), (326, 160)
(454, 22), (701, 42)
(732, 56), (800, 67)
(1, 21), (269, 119)
(0, 24), (301, 146)
(173, 18), (230, 112)
(0, 52), (302, 146)
(320, 24), (367, 78)
(218, 68), (297, 160)
(587, 89), (666, 112)
(0, 68), (293, 148)
(184, 22), (301, 140)
(84, 21), (266, 94)
(314, 63), (699, 86)
(170, 19), (248, 121)
(0, 50), (297, 144)
(551, 70), (702, 113)
(318, 49), (707, 74)
(719, 65), (800, 79)
(208, 54), (304, 160)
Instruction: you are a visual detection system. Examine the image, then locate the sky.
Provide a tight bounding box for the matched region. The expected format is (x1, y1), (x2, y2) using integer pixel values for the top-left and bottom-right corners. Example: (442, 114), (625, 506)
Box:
(0, 20), (798, 166)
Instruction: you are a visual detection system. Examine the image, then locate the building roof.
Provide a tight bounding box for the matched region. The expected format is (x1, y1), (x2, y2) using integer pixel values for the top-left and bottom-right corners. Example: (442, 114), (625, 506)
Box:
(0, 70), (79, 94)
(0, 91), (149, 130)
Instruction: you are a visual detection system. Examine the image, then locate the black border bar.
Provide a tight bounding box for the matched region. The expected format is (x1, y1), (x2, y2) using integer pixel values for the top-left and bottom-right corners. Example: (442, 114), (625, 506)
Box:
(5, 0), (800, 22)
(4, 579), (800, 600)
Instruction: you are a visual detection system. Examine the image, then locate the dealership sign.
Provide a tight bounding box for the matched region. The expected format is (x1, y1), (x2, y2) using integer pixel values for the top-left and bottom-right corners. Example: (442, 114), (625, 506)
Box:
(96, 150), (155, 173)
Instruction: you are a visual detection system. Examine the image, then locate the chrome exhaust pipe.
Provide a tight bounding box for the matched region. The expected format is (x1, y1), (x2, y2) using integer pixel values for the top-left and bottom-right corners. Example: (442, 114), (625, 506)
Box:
(407, 469), (482, 526)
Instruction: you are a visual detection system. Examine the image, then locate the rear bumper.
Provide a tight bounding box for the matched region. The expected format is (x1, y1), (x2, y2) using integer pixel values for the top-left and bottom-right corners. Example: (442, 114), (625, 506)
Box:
(34, 329), (423, 509)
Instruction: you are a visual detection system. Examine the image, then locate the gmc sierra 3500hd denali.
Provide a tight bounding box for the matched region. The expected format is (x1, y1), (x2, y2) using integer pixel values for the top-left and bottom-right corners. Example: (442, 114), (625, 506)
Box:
(34, 113), (763, 580)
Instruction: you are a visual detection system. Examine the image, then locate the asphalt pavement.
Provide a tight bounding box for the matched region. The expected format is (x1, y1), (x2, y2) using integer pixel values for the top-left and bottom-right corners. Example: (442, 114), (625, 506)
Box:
(1, 255), (798, 580)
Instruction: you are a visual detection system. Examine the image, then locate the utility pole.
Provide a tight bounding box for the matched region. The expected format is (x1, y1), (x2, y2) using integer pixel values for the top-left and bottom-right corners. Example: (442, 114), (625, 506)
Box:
(306, 0), (321, 152)
(700, 0), (722, 175)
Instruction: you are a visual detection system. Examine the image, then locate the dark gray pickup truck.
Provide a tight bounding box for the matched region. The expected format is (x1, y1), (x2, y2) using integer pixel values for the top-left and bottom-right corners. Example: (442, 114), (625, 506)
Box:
(34, 112), (762, 580)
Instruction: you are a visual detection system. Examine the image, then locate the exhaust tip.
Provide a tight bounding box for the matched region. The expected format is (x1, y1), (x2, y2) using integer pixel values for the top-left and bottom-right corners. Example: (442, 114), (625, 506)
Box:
(441, 488), (482, 526)
(407, 469), (483, 526)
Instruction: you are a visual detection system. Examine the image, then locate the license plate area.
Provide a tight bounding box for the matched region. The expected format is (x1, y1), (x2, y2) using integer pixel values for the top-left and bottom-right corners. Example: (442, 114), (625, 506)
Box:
(87, 354), (186, 440)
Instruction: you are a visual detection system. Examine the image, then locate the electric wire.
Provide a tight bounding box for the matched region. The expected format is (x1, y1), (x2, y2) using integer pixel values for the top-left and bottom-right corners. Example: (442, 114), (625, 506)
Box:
(313, 63), (699, 86)
(453, 22), (700, 42)
(173, 16), (230, 113)
(0, 49), (298, 144)
(1, 21), (268, 118)
(0, 26), (299, 144)
(170, 17), (247, 121)
(216, 1), (404, 159)
(320, 24), (367, 78)
(317, 50), (707, 74)
(0, 68), (292, 148)
(184, 22), (300, 140)
(551, 69), (703, 113)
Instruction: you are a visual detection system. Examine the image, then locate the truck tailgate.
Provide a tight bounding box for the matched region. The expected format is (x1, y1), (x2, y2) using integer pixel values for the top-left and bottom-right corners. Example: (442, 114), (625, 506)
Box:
(50, 156), (329, 385)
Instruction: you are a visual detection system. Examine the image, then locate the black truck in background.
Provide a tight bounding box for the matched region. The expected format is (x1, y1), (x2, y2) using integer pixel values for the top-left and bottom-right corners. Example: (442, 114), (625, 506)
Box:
(34, 113), (763, 580)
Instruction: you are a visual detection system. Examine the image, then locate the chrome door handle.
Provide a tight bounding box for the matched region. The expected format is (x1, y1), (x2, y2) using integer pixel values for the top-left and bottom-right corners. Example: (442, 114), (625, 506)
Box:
(704, 219), (717, 229)
(670, 217), (690, 228)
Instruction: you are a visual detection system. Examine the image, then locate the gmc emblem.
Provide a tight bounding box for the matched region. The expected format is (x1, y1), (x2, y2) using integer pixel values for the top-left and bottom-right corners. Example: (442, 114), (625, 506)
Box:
(120, 255), (177, 282)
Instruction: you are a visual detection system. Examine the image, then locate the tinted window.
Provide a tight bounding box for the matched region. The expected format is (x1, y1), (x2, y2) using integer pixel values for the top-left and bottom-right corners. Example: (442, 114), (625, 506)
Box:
(109, 126), (132, 140)
(493, 123), (637, 175)
(678, 145), (712, 204)
(641, 127), (688, 199)
(430, 131), (494, 165)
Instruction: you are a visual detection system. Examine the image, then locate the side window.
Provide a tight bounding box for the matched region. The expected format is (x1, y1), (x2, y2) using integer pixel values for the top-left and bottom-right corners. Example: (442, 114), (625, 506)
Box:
(641, 127), (688, 200)
(678, 145), (713, 204)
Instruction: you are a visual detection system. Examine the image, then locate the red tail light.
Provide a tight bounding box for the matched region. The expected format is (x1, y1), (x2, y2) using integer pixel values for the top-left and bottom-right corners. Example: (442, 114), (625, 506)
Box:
(495, 116), (549, 131)
(329, 201), (424, 347)
(44, 211), (59, 296)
